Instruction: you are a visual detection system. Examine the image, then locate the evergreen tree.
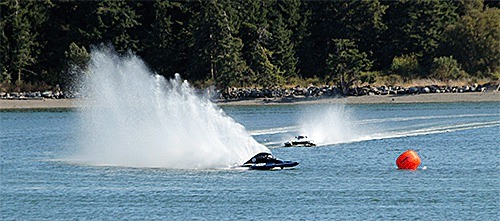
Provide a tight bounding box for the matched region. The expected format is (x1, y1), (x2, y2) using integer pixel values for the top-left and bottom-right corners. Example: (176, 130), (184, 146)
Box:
(240, 0), (291, 87)
(299, 1), (386, 78)
(94, 0), (141, 54)
(1, 0), (498, 91)
(268, 0), (302, 79)
(269, 12), (296, 79)
(327, 39), (372, 95)
(240, 0), (275, 86)
(380, 0), (459, 72)
(0, 0), (50, 85)
(63, 42), (90, 90)
(292, 1), (310, 78)
(140, 1), (191, 79)
(251, 44), (282, 87)
(189, 0), (247, 88)
(37, 1), (97, 87)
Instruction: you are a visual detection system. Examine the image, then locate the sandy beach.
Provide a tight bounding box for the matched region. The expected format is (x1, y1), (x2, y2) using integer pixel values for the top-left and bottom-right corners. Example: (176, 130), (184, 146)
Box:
(0, 92), (498, 110)
(0, 99), (80, 110)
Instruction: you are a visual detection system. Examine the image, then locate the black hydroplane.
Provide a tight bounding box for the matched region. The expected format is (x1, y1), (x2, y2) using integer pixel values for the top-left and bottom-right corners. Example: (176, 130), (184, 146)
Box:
(241, 152), (299, 170)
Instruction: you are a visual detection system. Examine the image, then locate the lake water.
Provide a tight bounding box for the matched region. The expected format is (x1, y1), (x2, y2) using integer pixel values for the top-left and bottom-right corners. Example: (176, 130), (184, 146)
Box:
(1, 101), (499, 220)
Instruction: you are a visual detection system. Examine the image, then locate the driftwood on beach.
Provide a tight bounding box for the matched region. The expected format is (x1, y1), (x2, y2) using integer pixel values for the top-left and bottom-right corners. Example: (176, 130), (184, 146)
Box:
(217, 82), (500, 101)
(0, 90), (79, 100)
(0, 82), (498, 102)
(0, 82), (498, 109)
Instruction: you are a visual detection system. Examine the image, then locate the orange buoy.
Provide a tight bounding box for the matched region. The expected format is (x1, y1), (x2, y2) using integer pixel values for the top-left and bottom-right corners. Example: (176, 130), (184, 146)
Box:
(396, 149), (421, 170)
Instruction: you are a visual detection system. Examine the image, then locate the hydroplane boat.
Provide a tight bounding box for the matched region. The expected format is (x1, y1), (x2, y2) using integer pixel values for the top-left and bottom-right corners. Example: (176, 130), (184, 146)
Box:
(284, 135), (316, 147)
(241, 152), (299, 170)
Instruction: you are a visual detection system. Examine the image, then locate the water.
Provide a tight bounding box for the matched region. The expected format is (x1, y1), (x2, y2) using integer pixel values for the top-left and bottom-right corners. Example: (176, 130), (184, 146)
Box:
(1, 102), (499, 220)
(1, 50), (499, 219)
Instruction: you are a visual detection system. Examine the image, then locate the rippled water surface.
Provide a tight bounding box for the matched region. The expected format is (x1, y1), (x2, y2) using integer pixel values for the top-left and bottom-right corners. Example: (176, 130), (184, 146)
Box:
(1, 102), (499, 220)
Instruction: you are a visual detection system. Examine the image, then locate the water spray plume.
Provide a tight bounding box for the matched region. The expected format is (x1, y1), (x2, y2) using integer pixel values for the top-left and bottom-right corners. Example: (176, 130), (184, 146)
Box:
(71, 47), (268, 169)
(299, 105), (370, 145)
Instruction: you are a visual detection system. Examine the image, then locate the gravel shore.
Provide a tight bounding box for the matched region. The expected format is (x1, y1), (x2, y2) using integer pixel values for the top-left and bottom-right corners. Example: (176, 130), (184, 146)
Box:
(216, 92), (500, 106)
(0, 92), (498, 110)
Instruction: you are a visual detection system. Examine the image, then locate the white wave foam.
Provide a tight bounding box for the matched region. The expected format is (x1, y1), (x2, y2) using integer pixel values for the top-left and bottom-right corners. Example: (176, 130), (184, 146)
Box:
(358, 113), (500, 125)
(249, 126), (300, 136)
(324, 120), (500, 145)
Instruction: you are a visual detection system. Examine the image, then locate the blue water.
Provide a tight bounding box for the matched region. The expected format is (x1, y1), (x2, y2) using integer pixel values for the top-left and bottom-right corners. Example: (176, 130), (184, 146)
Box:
(1, 102), (499, 220)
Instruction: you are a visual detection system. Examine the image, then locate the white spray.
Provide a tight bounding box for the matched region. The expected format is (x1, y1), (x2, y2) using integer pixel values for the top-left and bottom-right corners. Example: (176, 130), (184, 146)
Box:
(299, 104), (371, 145)
(72, 47), (268, 169)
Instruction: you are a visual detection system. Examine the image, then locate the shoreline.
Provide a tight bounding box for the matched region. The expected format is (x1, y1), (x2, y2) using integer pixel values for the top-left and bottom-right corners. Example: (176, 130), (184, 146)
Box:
(217, 92), (500, 106)
(0, 92), (498, 110)
(0, 99), (80, 110)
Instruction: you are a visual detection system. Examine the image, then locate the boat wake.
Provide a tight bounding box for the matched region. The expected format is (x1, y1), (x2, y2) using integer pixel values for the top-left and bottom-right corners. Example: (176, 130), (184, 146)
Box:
(249, 105), (500, 147)
(69, 47), (268, 169)
(364, 120), (500, 142)
(249, 126), (300, 136)
(357, 113), (500, 125)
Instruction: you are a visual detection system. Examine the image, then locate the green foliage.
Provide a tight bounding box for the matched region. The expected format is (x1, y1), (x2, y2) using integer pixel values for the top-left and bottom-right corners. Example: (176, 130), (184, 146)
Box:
(95, 1), (140, 54)
(250, 45), (283, 87)
(268, 2), (297, 79)
(265, 0), (304, 79)
(359, 71), (380, 85)
(0, 0), (50, 83)
(377, 74), (403, 86)
(327, 39), (372, 95)
(390, 54), (420, 81)
(430, 56), (468, 81)
(444, 4), (500, 77)
(286, 76), (324, 87)
(0, 0), (498, 91)
(299, 1), (387, 78)
(60, 43), (90, 90)
(65, 42), (90, 71)
(381, 0), (459, 69)
(188, 0), (248, 88)
(1, 68), (12, 85)
(141, 1), (189, 78)
(492, 71), (500, 81)
(239, 0), (287, 87)
(215, 35), (248, 88)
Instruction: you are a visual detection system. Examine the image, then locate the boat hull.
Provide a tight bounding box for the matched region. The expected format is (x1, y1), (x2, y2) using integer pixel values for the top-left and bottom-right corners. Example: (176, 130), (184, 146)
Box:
(249, 161), (299, 170)
(284, 141), (316, 147)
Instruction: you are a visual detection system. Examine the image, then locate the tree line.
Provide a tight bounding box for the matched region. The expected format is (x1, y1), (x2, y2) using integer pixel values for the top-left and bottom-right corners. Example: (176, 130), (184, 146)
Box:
(1, 0), (499, 93)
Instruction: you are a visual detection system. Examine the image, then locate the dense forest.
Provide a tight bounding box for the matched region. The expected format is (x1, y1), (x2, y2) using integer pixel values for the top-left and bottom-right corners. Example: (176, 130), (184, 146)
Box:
(1, 0), (499, 93)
